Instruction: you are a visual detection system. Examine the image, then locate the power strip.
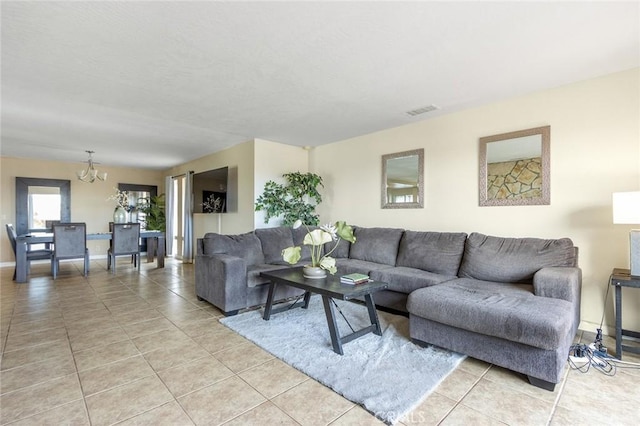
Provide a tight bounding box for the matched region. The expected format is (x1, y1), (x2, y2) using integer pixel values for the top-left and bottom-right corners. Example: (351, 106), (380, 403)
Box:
(588, 342), (609, 359)
(567, 327), (637, 376)
(568, 342), (610, 368)
(569, 353), (608, 368)
(568, 355), (590, 367)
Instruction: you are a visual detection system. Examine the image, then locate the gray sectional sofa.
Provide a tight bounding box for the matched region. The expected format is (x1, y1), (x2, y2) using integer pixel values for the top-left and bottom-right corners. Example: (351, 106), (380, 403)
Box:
(196, 226), (581, 391)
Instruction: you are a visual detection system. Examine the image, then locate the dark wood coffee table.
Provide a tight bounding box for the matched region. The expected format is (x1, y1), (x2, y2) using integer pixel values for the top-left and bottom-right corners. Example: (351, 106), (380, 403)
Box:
(260, 267), (388, 355)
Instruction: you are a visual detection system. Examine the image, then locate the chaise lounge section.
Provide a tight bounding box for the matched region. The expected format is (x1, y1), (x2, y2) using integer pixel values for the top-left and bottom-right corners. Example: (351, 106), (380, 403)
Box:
(406, 233), (580, 390)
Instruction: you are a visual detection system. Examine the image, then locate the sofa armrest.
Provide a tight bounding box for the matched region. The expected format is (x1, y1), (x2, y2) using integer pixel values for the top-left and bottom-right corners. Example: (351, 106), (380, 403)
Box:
(533, 267), (581, 304)
(196, 253), (248, 314)
(534, 267), (582, 336)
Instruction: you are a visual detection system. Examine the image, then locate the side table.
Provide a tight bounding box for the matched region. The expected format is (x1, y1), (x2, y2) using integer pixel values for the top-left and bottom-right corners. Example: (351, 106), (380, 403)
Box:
(610, 268), (640, 359)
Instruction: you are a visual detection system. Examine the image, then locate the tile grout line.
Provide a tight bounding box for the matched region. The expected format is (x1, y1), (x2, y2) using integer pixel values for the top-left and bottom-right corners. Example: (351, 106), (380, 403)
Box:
(546, 329), (586, 426)
(67, 323), (94, 426)
(109, 275), (244, 426)
(436, 363), (492, 425)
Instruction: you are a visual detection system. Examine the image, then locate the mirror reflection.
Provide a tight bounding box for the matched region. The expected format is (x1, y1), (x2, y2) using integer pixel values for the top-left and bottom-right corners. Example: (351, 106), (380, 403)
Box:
(28, 186), (61, 230)
(479, 126), (550, 206)
(381, 148), (424, 209)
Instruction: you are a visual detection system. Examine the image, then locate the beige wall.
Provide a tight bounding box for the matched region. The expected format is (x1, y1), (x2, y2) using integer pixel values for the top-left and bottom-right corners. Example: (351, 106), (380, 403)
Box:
(167, 139), (309, 254)
(167, 140), (257, 240)
(1, 156), (164, 262)
(311, 68), (640, 334)
(253, 139), (310, 228)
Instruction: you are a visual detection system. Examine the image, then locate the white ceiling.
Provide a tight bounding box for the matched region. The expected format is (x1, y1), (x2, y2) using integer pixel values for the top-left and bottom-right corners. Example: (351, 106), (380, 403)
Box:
(1, 1), (638, 170)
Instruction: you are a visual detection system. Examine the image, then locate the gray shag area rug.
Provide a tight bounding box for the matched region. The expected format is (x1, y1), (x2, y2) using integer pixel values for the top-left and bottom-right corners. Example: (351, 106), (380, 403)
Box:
(220, 296), (465, 424)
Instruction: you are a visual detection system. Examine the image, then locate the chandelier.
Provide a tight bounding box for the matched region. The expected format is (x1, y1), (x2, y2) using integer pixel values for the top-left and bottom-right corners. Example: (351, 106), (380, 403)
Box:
(76, 150), (107, 183)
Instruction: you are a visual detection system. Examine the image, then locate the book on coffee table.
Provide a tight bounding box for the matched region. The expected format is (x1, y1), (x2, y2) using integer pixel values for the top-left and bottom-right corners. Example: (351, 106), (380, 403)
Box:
(340, 273), (371, 285)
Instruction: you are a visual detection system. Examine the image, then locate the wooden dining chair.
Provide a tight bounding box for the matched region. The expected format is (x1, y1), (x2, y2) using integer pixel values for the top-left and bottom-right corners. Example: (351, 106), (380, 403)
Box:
(6, 223), (53, 280)
(52, 223), (89, 279)
(107, 223), (141, 273)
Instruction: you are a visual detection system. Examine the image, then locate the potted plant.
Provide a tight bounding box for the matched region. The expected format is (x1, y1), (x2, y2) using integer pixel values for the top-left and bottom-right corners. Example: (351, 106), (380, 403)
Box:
(136, 194), (166, 232)
(282, 220), (356, 278)
(255, 172), (323, 226)
(136, 194), (166, 258)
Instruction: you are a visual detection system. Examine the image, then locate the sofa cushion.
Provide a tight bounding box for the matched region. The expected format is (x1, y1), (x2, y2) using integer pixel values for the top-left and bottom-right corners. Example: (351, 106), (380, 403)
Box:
(325, 238), (351, 259)
(407, 278), (574, 350)
(324, 225), (355, 259)
(202, 232), (264, 266)
(246, 264), (290, 288)
(334, 258), (393, 276)
(255, 227), (295, 265)
(370, 266), (456, 294)
(349, 227), (404, 266)
(458, 233), (576, 283)
(292, 225), (318, 262)
(396, 231), (467, 276)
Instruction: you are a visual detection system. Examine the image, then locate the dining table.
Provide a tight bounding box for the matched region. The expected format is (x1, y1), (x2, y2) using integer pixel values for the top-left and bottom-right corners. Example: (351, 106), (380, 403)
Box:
(14, 230), (165, 283)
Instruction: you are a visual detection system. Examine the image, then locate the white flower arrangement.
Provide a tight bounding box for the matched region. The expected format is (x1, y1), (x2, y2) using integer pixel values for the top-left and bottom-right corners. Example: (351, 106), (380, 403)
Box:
(202, 194), (225, 213)
(281, 220), (356, 274)
(107, 188), (131, 211)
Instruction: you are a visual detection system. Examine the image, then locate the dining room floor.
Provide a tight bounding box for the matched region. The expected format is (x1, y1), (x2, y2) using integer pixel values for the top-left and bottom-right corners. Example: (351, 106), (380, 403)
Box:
(1, 257), (639, 425)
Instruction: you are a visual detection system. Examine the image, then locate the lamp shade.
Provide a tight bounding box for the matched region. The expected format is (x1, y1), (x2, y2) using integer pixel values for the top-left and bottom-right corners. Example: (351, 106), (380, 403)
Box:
(613, 191), (640, 224)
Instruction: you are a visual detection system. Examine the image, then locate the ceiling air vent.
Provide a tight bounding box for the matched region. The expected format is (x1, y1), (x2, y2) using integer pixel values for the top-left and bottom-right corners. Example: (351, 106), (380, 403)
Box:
(405, 104), (440, 117)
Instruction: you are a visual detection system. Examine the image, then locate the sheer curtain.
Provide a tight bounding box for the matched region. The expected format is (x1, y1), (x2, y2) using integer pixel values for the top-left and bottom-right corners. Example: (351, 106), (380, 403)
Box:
(182, 171), (194, 263)
(164, 175), (174, 256)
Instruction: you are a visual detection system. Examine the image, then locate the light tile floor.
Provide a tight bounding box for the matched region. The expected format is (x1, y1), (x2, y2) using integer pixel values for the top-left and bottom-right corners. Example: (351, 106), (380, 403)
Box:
(1, 258), (639, 425)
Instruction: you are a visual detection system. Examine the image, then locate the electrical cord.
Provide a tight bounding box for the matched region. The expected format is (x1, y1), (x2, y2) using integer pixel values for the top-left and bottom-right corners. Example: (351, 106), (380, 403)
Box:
(567, 273), (640, 374)
(568, 343), (616, 376)
(599, 276), (612, 331)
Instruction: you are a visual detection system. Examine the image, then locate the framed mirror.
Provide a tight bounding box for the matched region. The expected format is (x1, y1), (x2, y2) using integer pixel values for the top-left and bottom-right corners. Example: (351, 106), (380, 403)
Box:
(118, 183), (158, 216)
(117, 183), (158, 251)
(118, 182), (158, 226)
(15, 177), (71, 235)
(381, 148), (424, 209)
(479, 126), (550, 206)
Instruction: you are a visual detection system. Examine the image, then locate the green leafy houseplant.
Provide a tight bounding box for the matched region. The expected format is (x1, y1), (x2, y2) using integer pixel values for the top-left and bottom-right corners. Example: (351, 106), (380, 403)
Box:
(136, 194), (166, 232)
(255, 172), (323, 226)
(282, 220), (356, 274)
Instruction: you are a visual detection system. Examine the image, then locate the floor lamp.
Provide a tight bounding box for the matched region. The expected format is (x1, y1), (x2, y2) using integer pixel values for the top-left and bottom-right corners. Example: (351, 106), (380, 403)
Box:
(613, 191), (640, 276)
